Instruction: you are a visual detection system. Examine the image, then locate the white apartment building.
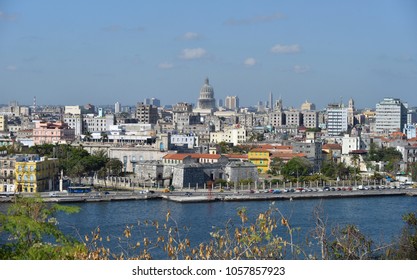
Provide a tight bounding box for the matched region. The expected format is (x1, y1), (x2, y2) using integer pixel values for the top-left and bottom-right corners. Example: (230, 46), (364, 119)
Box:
(327, 104), (348, 136)
(375, 97), (407, 135)
(83, 114), (115, 133)
(170, 134), (199, 149)
(63, 114), (83, 136)
(210, 126), (247, 146)
(342, 134), (366, 155)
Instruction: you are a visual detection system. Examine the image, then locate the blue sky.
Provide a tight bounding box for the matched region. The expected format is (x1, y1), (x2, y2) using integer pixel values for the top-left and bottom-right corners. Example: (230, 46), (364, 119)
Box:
(1, 0), (416, 109)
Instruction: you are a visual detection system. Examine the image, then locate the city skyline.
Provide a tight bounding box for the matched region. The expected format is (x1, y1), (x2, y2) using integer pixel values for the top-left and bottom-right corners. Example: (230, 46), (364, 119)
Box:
(1, 0), (416, 109)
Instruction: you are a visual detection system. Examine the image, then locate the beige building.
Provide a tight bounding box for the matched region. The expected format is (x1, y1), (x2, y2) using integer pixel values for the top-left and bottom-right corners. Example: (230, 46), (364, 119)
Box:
(0, 115), (7, 132)
(301, 100), (316, 111)
(302, 111), (319, 129)
(210, 126), (247, 146)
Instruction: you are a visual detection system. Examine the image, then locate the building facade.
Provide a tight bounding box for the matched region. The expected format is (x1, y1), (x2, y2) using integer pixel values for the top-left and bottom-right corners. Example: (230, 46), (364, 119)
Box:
(136, 103), (159, 124)
(375, 98), (408, 135)
(326, 104), (348, 136)
(248, 148), (271, 173)
(225, 96), (239, 111)
(14, 155), (59, 193)
(0, 115), (8, 132)
(32, 121), (75, 145)
(210, 126), (247, 146)
(194, 78), (217, 115)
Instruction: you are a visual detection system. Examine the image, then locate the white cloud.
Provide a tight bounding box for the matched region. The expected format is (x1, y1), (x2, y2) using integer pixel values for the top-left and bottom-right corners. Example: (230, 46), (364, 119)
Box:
(182, 32), (200, 40)
(179, 48), (207, 60)
(158, 62), (174, 69)
(271, 44), (301, 54)
(244, 57), (257, 67)
(293, 65), (310, 73)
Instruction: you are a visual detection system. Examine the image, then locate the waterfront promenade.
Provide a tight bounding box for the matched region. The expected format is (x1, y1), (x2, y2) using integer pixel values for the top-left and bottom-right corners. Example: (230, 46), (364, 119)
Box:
(1, 186), (416, 204)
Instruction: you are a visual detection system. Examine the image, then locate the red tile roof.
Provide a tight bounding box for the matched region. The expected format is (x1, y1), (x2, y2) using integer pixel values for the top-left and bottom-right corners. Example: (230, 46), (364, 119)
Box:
(163, 153), (222, 160)
(225, 154), (248, 159)
(271, 152), (306, 160)
(322, 144), (342, 150)
(163, 154), (190, 160)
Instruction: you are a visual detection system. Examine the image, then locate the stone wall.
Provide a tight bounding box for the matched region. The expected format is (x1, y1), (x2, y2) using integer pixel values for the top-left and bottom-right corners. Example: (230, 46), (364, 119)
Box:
(224, 162), (258, 184)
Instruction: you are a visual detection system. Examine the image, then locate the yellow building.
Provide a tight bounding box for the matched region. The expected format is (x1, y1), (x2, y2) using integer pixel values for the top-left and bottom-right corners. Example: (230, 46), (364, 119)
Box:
(248, 148), (271, 173)
(14, 156), (59, 193)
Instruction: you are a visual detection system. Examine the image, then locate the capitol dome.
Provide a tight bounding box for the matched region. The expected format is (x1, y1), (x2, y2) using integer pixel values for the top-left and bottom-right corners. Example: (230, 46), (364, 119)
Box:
(199, 78), (214, 98)
(197, 77), (216, 110)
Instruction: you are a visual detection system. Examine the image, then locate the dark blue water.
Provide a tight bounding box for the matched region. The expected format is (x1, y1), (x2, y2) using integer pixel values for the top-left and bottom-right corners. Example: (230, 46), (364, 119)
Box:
(2, 196), (417, 259)
(57, 196), (417, 258)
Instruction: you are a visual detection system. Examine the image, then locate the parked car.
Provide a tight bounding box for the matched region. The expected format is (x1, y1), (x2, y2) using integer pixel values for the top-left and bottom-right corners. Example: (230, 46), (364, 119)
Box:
(272, 189), (281, 194)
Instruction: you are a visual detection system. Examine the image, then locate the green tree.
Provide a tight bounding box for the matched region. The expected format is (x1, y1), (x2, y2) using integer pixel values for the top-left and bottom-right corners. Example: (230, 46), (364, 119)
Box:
(269, 157), (284, 175)
(281, 157), (313, 180)
(391, 212), (417, 259)
(0, 196), (84, 260)
(106, 158), (123, 176)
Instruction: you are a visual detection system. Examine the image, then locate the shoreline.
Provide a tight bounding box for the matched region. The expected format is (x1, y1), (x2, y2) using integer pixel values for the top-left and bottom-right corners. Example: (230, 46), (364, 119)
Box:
(1, 188), (416, 204)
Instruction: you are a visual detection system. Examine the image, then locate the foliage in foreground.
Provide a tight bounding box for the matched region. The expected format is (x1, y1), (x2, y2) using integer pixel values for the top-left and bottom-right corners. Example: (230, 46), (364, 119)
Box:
(0, 196), (86, 259)
(1, 197), (417, 260)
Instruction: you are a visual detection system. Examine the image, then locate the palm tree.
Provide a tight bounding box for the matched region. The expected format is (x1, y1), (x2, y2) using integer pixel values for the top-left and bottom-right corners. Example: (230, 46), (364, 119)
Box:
(100, 132), (109, 143)
(83, 131), (92, 142)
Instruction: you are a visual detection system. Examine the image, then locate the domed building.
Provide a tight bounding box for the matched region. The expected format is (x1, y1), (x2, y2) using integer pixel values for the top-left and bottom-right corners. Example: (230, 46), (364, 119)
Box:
(301, 100), (316, 111)
(194, 77), (217, 115)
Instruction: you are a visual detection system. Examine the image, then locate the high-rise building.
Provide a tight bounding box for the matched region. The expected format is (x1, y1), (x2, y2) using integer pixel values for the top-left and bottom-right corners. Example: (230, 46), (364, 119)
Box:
(144, 98), (160, 107)
(407, 107), (417, 125)
(115, 102), (121, 113)
(269, 92), (273, 110)
(302, 111), (319, 129)
(136, 102), (158, 124)
(0, 115), (8, 132)
(375, 97), (407, 135)
(285, 110), (303, 127)
(225, 96), (239, 111)
(151, 98), (161, 107)
(347, 98), (355, 126)
(218, 98), (223, 108)
(326, 103), (348, 136)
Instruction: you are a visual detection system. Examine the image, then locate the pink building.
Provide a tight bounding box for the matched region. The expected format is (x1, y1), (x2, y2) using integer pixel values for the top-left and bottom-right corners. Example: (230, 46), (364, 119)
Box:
(33, 121), (75, 145)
